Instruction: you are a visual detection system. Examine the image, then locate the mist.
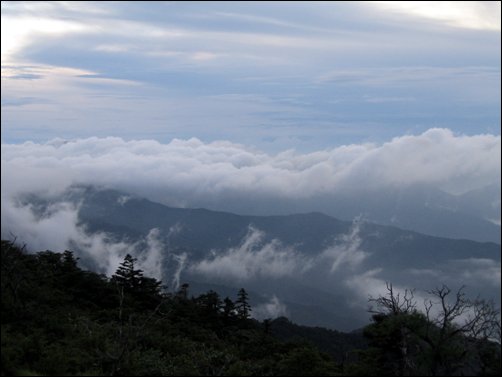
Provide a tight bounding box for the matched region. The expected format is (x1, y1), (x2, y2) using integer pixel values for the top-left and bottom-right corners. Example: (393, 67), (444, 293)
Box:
(190, 225), (312, 281)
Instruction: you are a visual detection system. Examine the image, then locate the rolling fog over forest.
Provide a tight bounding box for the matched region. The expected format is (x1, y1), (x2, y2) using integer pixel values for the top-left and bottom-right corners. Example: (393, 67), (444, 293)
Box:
(1, 1), (501, 376)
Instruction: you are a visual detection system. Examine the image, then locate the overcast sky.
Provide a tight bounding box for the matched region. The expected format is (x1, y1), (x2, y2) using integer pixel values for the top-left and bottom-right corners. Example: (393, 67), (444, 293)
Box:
(1, 1), (500, 151)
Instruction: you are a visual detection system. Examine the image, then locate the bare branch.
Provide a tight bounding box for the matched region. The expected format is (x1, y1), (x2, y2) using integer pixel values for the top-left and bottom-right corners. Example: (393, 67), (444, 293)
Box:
(368, 282), (417, 316)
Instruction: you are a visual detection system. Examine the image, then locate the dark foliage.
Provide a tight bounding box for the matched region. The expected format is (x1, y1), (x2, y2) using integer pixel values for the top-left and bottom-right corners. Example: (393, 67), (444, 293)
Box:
(1, 241), (339, 376)
(1, 240), (499, 376)
(269, 317), (367, 364)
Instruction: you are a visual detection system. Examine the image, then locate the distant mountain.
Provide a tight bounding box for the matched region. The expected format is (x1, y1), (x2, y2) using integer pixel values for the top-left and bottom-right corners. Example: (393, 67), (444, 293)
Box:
(342, 184), (501, 244)
(183, 184), (501, 244)
(17, 185), (501, 331)
(457, 183), (501, 226)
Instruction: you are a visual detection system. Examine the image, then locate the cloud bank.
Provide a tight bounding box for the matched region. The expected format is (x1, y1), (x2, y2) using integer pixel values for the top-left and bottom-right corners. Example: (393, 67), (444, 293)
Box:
(2, 129), (499, 205)
(3, 129), (500, 246)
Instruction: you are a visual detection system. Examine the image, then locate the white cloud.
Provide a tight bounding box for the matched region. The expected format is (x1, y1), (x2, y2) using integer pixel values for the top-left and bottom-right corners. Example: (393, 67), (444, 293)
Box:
(1, 129), (499, 207)
(320, 218), (369, 273)
(117, 195), (132, 206)
(0, 197), (173, 282)
(369, 1), (501, 31)
(344, 268), (388, 304)
(171, 252), (187, 291)
(139, 228), (164, 282)
(190, 219), (374, 282)
(1, 15), (88, 62)
(191, 225), (312, 280)
(1, 198), (82, 254)
(344, 270), (434, 315)
(252, 295), (289, 320)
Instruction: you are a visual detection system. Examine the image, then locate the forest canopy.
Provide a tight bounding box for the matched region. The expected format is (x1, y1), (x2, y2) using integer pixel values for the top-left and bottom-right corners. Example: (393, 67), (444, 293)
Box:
(1, 240), (500, 376)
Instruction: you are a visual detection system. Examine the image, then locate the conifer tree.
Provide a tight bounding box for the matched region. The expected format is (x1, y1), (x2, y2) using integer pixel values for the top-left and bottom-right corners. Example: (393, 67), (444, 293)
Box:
(111, 254), (144, 292)
(235, 288), (252, 320)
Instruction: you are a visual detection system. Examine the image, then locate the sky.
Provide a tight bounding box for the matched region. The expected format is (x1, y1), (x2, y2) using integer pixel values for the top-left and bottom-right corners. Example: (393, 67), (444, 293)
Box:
(1, 1), (500, 151)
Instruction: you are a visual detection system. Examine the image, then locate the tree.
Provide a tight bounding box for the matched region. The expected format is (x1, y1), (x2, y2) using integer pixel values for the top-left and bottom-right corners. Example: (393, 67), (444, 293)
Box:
(111, 254), (161, 308)
(235, 288), (252, 320)
(198, 290), (222, 313)
(277, 345), (338, 376)
(369, 282), (416, 316)
(362, 283), (501, 376)
(61, 250), (79, 272)
(111, 254), (144, 292)
(4, 240), (350, 376)
(421, 285), (501, 376)
(363, 283), (426, 375)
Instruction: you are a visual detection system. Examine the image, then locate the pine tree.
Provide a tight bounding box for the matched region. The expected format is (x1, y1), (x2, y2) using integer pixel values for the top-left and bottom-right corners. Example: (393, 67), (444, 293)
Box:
(235, 288), (252, 320)
(62, 250), (79, 271)
(111, 254), (144, 292)
(111, 254), (162, 308)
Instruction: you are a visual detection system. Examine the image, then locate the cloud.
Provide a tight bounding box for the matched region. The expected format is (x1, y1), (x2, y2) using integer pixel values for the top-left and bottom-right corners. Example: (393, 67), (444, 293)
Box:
(2, 2), (499, 149)
(368, 1), (501, 31)
(1, 197), (82, 254)
(0, 196), (178, 284)
(252, 295), (289, 320)
(408, 258), (501, 288)
(191, 225), (312, 281)
(345, 257), (501, 316)
(343, 269), (434, 315)
(189, 218), (373, 284)
(171, 252), (187, 291)
(138, 228), (164, 282)
(320, 218), (369, 273)
(344, 268), (389, 304)
(1, 129), (499, 206)
(316, 66), (500, 87)
(0, 14), (90, 62)
(1, 129), (500, 248)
